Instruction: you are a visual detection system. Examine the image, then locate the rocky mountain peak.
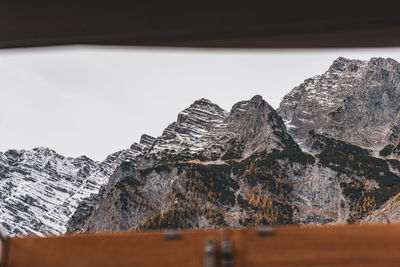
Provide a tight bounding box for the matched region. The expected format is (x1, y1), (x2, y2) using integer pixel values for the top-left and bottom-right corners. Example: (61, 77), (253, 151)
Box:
(128, 135), (156, 154)
(31, 147), (59, 157)
(192, 97), (213, 105)
(150, 98), (228, 155)
(4, 149), (25, 160)
(139, 134), (156, 147)
(250, 94), (263, 103)
(227, 95), (294, 157)
(176, 98), (226, 126)
(230, 94), (272, 115)
(364, 57), (400, 83)
(0, 148), (105, 235)
(0, 139), (154, 235)
(368, 57), (400, 68)
(7, 85), (400, 236)
(278, 57), (400, 151)
(328, 57), (365, 72)
(5, 56), (400, 237)
(66, 95), (313, 234)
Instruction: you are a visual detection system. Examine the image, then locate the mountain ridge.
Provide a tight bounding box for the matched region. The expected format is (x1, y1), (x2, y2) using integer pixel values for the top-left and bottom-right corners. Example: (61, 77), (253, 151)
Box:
(3, 56), (400, 235)
(0, 134), (155, 235)
(278, 56), (400, 153)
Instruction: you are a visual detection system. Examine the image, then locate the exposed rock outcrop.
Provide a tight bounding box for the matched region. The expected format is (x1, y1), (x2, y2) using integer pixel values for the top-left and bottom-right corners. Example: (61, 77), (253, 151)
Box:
(68, 93), (400, 233)
(278, 57), (400, 153)
(5, 56), (400, 236)
(0, 136), (155, 235)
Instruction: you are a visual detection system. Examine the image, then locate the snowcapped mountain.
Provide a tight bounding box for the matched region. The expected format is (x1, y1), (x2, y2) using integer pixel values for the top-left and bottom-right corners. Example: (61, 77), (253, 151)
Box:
(278, 57), (400, 153)
(0, 137), (154, 235)
(67, 95), (306, 233)
(67, 57), (400, 233)
(278, 57), (400, 224)
(140, 96), (293, 165)
(151, 98), (229, 155)
(4, 56), (400, 236)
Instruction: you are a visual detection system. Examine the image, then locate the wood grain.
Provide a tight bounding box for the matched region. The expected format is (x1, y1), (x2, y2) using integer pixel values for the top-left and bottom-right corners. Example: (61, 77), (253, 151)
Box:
(2, 224), (400, 267)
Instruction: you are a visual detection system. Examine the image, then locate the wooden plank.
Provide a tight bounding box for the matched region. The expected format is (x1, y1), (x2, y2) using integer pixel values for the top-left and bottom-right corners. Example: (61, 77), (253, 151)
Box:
(238, 224), (400, 266)
(2, 224), (400, 267)
(5, 230), (219, 267)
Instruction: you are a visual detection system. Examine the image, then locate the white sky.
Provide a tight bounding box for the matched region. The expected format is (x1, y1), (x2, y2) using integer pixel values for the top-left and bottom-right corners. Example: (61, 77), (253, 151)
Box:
(1, 46), (400, 161)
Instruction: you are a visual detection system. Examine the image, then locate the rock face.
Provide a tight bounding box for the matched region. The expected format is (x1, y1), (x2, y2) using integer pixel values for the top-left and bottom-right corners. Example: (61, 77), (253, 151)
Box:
(67, 95), (311, 233)
(278, 57), (400, 152)
(67, 58), (400, 233)
(67, 91), (400, 233)
(278, 57), (400, 224)
(5, 56), (400, 236)
(0, 136), (155, 235)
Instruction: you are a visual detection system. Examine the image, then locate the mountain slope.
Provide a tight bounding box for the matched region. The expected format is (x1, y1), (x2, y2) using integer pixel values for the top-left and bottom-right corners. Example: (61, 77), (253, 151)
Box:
(278, 57), (400, 153)
(0, 136), (154, 235)
(278, 57), (400, 224)
(67, 96), (310, 232)
(5, 56), (400, 236)
(66, 94), (400, 233)
(68, 58), (400, 232)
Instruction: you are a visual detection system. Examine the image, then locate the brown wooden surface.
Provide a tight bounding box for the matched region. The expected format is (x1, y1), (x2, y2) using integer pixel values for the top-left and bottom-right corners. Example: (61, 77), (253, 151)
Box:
(2, 230), (219, 267)
(2, 224), (400, 267)
(1, 1), (400, 49)
(238, 224), (400, 266)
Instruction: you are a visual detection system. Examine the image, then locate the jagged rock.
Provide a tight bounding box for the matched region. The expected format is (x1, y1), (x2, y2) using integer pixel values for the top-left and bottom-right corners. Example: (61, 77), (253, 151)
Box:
(67, 95), (378, 233)
(226, 95), (294, 157)
(278, 57), (400, 152)
(0, 140), (153, 236)
(139, 134), (156, 147)
(70, 58), (400, 232)
(6, 56), (400, 236)
(66, 96), (304, 232)
(150, 98), (229, 156)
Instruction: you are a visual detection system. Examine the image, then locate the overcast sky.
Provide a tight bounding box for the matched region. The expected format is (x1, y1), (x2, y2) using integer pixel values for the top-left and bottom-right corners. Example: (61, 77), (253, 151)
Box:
(2, 46), (400, 161)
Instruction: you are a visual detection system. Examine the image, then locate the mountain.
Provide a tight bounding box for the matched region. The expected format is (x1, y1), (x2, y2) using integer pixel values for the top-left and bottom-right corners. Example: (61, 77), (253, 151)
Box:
(67, 95), (309, 232)
(67, 58), (400, 233)
(0, 136), (155, 235)
(278, 56), (400, 224)
(4, 56), (400, 236)
(67, 91), (400, 232)
(278, 57), (400, 155)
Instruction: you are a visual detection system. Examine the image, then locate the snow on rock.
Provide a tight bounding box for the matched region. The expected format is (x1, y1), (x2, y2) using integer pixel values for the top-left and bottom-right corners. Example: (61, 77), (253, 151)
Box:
(278, 57), (400, 150)
(0, 136), (155, 236)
